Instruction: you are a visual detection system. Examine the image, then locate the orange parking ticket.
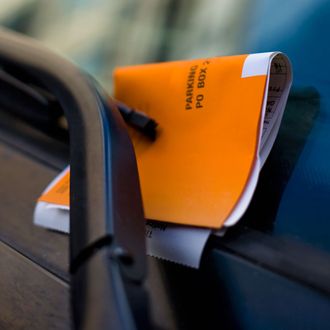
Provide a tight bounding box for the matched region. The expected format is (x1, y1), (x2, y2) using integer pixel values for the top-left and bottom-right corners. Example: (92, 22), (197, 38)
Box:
(38, 52), (292, 229)
(113, 52), (292, 228)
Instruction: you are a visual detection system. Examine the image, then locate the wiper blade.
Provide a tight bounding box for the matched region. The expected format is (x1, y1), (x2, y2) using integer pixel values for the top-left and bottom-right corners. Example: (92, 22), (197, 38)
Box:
(0, 28), (150, 330)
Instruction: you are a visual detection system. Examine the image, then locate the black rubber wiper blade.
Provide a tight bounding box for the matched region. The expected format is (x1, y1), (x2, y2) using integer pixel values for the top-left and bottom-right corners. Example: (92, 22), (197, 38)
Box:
(0, 68), (158, 143)
(0, 28), (150, 329)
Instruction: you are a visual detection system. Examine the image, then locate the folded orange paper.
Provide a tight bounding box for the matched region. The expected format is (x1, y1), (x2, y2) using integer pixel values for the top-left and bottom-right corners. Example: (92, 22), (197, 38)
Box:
(38, 52), (292, 229)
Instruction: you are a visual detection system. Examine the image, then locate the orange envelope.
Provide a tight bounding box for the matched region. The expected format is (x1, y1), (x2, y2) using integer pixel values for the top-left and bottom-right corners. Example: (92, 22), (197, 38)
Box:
(39, 52), (292, 229)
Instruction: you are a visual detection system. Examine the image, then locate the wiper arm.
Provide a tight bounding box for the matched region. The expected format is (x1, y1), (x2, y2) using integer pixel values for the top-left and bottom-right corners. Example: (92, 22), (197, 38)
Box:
(0, 67), (158, 143)
(0, 28), (151, 329)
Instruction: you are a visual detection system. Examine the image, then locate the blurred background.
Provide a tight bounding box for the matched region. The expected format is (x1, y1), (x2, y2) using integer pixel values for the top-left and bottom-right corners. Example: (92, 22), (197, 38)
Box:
(2, 0), (328, 93)
(0, 0), (252, 93)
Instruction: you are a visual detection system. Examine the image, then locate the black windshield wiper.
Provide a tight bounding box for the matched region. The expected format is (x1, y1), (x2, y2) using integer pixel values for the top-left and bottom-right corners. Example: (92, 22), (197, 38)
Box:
(0, 28), (151, 330)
